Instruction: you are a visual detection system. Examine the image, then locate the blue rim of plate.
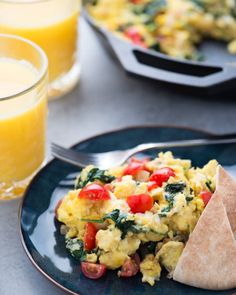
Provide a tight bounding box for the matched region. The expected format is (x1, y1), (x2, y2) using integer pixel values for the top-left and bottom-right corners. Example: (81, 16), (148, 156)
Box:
(19, 125), (236, 295)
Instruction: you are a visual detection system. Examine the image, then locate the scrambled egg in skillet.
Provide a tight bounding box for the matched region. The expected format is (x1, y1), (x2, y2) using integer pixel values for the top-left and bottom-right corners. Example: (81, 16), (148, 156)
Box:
(56, 151), (218, 285)
(86, 0), (236, 60)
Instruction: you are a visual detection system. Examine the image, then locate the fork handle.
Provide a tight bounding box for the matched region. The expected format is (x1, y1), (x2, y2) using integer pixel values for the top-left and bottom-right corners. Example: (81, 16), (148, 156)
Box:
(129, 137), (236, 156)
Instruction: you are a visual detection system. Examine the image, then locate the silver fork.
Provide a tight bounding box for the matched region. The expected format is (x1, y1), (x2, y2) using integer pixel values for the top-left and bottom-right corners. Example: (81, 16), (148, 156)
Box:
(51, 136), (236, 170)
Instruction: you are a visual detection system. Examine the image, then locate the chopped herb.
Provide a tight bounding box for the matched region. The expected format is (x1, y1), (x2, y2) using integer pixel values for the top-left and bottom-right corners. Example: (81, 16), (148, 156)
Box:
(185, 51), (205, 61)
(190, 0), (206, 9)
(87, 0), (98, 6)
(186, 196), (193, 202)
(132, 5), (145, 15)
(165, 182), (186, 195)
(103, 209), (120, 223)
(145, 21), (158, 32)
(139, 241), (157, 259)
(66, 238), (86, 261)
(103, 209), (137, 238)
(159, 182), (186, 217)
(75, 167), (115, 189)
(66, 238), (99, 262)
(131, 0), (166, 21)
(80, 218), (103, 223)
(149, 43), (161, 51)
(143, 0), (166, 17)
(103, 209), (162, 238)
(205, 180), (214, 192)
(158, 204), (173, 217)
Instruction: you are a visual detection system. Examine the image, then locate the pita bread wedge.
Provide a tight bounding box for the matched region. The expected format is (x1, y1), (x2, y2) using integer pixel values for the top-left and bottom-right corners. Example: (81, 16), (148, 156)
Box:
(173, 179), (236, 290)
(217, 166), (236, 236)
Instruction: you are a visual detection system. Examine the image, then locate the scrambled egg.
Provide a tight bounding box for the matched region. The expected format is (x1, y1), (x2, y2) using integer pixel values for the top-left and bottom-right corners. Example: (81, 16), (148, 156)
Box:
(87, 0), (236, 60)
(140, 254), (161, 285)
(57, 151), (218, 285)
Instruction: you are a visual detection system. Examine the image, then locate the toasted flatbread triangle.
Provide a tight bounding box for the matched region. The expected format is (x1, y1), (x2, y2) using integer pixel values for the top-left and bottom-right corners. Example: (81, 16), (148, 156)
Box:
(217, 166), (236, 236)
(173, 190), (236, 290)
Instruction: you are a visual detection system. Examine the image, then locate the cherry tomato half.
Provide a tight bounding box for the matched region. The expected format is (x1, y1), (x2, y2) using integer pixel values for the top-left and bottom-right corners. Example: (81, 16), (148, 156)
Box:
(149, 167), (175, 187)
(200, 191), (213, 206)
(129, 0), (141, 3)
(123, 161), (143, 176)
(125, 27), (147, 47)
(147, 181), (159, 192)
(120, 253), (140, 277)
(126, 193), (154, 213)
(123, 157), (150, 176)
(78, 184), (110, 201)
(55, 199), (62, 219)
(84, 222), (97, 251)
(81, 262), (106, 279)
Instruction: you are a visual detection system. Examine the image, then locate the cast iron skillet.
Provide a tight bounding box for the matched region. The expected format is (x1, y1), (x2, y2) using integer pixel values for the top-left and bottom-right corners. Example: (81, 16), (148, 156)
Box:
(83, 2), (236, 92)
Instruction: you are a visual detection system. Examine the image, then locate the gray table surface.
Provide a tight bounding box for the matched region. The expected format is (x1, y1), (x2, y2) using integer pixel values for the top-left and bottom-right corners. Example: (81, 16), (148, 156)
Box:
(1, 18), (236, 295)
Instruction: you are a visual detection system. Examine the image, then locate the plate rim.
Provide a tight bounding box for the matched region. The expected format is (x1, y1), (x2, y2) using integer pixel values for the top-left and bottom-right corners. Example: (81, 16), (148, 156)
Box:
(19, 124), (216, 295)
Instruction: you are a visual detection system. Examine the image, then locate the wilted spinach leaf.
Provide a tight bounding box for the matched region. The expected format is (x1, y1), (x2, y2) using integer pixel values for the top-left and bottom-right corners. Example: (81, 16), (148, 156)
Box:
(165, 182), (186, 195)
(139, 241), (157, 259)
(66, 238), (99, 262)
(159, 182), (186, 217)
(103, 209), (148, 238)
(75, 167), (115, 189)
(66, 238), (86, 261)
(205, 180), (213, 192)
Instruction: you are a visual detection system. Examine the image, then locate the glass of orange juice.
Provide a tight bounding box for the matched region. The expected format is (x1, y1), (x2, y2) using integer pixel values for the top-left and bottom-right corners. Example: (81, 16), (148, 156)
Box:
(0, 34), (48, 200)
(0, 0), (80, 99)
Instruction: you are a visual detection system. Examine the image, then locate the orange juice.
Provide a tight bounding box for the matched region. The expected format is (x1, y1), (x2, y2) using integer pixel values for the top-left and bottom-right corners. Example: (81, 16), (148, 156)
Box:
(0, 57), (47, 181)
(0, 57), (47, 197)
(0, 0), (80, 97)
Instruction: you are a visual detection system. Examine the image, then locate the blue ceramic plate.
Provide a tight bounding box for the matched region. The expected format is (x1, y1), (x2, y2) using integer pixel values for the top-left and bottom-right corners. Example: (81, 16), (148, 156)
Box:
(20, 126), (236, 295)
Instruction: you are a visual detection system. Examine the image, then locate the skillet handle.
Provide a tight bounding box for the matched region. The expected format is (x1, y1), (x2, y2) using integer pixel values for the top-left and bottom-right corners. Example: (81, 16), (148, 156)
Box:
(106, 33), (236, 88)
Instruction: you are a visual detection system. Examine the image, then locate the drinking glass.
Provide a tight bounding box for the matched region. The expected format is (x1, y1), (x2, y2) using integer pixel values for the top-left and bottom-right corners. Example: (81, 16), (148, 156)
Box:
(0, 0), (80, 99)
(0, 34), (48, 200)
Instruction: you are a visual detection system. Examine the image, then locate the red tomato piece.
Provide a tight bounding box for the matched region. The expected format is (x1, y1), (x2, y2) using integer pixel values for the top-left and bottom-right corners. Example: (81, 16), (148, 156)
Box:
(126, 194), (154, 213)
(120, 253), (140, 277)
(200, 191), (213, 206)
(149, 167), (175, 187)
(78, 184), (110, 201)
(129, 0), (141, 3)
(84, 222), (98, 251)
(130, 157), (149, 164)
(104, 183), (114, 192)
(147, 181), (159, 192)
(123, 161), (143, 176)
(123, 157), (150, 176)
(81, 262), (106, 279)
(125, 27), (147, 48)
(55, 199), (62, 219)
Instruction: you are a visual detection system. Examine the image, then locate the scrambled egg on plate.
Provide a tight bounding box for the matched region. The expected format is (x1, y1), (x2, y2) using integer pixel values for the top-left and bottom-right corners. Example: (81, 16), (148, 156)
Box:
(56, 151), (218, 285)
(87, 0), (236, 60)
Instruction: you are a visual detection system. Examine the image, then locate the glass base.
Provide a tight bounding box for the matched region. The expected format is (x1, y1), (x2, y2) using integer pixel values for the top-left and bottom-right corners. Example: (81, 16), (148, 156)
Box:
(0, 179), (29, 201)
(0, 162), (45, 201)
(48, 60), (80, 100)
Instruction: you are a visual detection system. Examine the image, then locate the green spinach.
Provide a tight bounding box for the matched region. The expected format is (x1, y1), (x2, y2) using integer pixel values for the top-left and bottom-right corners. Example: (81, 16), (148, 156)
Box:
(186, 196), (193, 203)
(66, 238), (86, 261)
(66, 238), (99, 262)
(205, 180), (214, 193)
(139, 241), (157, 259)
(75, 167), (115, 189)
(103, 209), (150, 239)
(132, 0), (166, 19)
(165, 182), (186, 195)
(159, 182), (186, 217)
